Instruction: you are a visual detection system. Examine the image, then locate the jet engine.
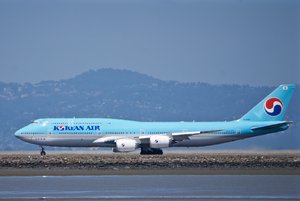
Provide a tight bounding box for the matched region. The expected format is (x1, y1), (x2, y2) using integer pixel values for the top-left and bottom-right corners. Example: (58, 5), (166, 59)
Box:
(150, 135), (172, 148)
(113, 139), (138, 152)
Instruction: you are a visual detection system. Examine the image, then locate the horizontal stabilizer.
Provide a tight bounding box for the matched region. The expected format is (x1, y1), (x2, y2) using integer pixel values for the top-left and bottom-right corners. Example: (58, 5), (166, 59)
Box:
(251, 122), (292, 131)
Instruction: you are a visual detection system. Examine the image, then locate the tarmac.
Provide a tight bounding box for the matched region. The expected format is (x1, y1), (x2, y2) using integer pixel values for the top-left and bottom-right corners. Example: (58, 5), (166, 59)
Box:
(0, 150), (299, 176)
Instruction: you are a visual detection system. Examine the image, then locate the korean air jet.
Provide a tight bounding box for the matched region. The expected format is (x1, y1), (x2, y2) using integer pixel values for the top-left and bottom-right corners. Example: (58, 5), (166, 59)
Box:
(15, 84), (295, 155)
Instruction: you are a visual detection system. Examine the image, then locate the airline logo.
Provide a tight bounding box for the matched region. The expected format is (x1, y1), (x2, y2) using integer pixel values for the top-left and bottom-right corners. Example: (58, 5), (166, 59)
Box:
(58, 125), (64, 131)
(54, 125), (100, 131)
(264, 97), (283, 116)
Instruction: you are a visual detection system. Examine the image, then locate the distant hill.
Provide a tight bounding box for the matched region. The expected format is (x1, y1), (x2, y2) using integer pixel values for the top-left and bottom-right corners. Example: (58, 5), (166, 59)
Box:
(0, 68), (299, 150)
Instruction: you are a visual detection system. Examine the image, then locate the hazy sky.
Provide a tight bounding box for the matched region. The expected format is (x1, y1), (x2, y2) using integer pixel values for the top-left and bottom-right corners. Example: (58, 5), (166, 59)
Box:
(0, 0), (299, 86)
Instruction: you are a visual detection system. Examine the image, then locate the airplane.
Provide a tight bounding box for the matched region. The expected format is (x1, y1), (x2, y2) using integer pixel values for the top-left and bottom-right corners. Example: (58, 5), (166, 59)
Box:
(15, 84), (295, 155)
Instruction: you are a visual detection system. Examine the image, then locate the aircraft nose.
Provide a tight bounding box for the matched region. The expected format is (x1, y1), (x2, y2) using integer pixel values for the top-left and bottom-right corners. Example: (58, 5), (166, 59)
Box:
(15, 128), (23, 138)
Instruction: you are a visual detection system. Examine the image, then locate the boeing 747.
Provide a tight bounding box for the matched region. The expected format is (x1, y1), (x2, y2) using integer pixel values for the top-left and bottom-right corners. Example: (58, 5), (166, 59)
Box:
(15, 84), (295, 155)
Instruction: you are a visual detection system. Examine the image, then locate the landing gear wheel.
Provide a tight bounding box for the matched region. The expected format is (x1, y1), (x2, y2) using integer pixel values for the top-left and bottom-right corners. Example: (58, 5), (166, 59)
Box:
(40, 147), (46, 156)
(140, 147), (163, 155)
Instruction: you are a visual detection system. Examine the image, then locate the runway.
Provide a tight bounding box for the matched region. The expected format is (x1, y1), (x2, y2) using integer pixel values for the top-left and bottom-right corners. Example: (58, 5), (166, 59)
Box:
(0, 150), (299, 176)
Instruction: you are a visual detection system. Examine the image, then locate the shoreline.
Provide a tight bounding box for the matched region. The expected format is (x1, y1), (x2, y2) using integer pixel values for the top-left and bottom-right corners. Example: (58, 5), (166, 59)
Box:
(0, 150), (299, 176)
(1, 168), (300, 176)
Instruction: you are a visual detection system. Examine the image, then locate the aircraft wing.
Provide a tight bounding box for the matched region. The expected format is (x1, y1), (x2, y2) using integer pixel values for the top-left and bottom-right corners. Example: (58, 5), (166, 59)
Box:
(171, 130), (221, 136)
(93, 136), (123, 144)
(139, 129), (222, 142)
(93, 129), (222, 145)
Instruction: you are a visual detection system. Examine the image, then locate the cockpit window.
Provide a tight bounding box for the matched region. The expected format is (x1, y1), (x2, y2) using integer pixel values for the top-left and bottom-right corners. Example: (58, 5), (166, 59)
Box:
(31, 120), (48, 126)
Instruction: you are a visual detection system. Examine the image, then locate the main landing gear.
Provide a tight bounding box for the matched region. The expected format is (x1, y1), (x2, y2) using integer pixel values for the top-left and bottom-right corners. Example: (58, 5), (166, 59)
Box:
(40, 146), (46, 156)
(140, 147), (163, 155)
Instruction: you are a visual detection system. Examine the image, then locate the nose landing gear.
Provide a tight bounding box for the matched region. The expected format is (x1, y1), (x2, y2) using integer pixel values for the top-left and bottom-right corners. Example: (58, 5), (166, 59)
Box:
(40, 146), (46, 156)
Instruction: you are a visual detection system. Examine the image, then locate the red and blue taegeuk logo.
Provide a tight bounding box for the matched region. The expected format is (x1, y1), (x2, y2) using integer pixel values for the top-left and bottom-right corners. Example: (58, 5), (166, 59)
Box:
(264, 97), (283, 116)
(58, 125), (65, 131)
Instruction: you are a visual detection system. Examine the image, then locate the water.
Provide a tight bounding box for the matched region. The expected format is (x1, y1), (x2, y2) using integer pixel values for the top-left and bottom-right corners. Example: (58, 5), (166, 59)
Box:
(0, 175), (299, 200)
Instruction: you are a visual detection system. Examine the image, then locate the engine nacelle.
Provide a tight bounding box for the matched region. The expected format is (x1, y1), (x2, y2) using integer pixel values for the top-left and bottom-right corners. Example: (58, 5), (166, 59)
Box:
(150, 135), (172, 149)
(113, 139), (138, 152)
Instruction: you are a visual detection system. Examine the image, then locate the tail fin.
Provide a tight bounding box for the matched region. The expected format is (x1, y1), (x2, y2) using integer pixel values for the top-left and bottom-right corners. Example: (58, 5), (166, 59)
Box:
(240, 84), (296, 121)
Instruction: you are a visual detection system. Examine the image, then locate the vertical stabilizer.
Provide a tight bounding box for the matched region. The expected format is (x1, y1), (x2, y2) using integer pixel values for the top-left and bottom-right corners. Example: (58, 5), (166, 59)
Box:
(240, 84), (296, 121)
